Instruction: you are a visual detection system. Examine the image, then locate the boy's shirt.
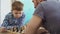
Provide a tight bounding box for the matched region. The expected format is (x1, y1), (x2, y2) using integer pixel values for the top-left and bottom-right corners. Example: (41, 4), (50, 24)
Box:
(1, 12), (25, 29)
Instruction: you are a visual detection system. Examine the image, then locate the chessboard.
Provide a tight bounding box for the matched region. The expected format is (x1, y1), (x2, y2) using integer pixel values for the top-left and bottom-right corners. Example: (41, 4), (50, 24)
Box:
(0, 26), (26, 34)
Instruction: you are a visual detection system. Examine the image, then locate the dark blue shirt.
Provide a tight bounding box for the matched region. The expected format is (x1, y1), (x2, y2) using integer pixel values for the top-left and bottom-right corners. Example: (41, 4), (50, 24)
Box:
(1, 12), (25, 29)
(34, 1), (60, 34)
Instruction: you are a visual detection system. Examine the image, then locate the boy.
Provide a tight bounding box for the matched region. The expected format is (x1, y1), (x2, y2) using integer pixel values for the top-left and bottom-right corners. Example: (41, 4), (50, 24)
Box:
(1, 1), (25, 32)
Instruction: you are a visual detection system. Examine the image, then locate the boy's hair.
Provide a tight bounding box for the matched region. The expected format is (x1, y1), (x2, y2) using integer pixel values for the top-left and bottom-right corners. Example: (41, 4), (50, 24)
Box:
(12, 1), (24, 11)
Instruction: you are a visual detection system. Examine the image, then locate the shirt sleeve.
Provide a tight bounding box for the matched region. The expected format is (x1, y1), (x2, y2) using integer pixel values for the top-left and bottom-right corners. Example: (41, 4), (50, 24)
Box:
(1, 15), (9, 28)
(33, 3), (44, 19)
(19, 13), (25, 27)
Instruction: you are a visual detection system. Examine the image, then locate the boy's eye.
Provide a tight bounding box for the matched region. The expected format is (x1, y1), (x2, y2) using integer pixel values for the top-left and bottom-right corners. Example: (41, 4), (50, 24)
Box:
(15, 13), (21, 14)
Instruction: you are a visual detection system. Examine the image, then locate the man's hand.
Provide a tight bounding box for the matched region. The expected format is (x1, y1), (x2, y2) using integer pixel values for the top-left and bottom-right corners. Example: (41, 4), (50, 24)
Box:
(37, 27), (50, 34)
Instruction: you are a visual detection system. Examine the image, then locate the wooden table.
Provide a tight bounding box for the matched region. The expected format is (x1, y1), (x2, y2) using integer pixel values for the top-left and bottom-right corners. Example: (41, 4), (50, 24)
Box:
(0, 30), (20, 34)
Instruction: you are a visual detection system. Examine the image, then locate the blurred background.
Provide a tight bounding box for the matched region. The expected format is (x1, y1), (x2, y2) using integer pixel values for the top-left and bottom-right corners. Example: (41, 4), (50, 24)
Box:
(0, 0), (35, 26)
(1, 0), (60, 27)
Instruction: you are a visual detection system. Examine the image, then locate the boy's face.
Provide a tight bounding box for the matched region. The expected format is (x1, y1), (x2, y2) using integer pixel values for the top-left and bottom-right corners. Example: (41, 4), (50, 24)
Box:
(12, 10), (23, 18)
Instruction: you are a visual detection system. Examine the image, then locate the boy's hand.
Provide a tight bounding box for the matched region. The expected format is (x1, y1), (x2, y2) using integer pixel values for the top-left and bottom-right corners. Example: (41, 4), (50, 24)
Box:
(0, 27), (7, 32)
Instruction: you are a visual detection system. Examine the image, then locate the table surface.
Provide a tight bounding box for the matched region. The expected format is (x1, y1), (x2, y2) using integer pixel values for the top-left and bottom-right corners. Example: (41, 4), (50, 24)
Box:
(0, 30), (21, 34)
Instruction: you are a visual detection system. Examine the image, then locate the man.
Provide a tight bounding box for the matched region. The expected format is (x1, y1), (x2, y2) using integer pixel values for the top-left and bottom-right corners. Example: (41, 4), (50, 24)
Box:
(1, 1), (25, 32)
(25, 0), (60, 34)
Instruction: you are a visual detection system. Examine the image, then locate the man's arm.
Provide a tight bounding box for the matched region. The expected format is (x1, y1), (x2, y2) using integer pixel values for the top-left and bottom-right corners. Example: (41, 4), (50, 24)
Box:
(24, 3), (45, 34)
(24, 15), (42, 34)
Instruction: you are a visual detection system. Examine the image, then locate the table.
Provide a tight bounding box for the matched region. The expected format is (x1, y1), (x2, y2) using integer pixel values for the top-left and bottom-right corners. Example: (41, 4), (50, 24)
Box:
(0, 30), (20, 34)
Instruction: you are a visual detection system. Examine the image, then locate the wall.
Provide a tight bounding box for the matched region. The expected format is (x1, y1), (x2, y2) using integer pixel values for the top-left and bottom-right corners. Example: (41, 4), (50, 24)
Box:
(19, 0), (35, 25)
(1, 0), (11, 26)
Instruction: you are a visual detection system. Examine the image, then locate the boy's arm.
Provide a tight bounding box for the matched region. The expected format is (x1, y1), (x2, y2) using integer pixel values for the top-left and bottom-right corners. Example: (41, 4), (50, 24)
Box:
(1, 15), (9, 28)
(0, 15), (10, 32)
(19, 13), (25, 27)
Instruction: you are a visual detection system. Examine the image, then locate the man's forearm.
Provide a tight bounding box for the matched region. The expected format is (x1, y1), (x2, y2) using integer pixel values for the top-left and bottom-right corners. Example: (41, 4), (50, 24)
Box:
(24, 15), (42, 34)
